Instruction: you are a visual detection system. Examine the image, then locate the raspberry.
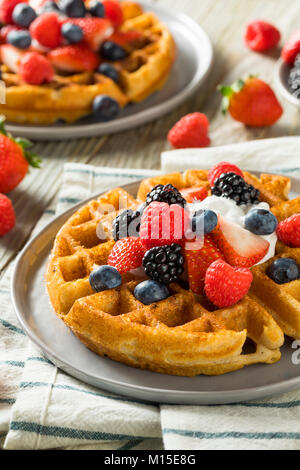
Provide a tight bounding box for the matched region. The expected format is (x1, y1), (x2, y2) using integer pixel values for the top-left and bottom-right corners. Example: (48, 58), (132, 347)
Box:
(107, 237), (145, 273)
(19, 52), (54, 85)
(103, 0), (123, 28)
(244, 21), (280, 52)
(276, 214), (300, 247)
(282, 29), (300, 65)
(208, 161), (244, 186)
(30, 12), (61, 48)
(0, 194), (15, 236)
(168, 112), (210, 149)
(204, 259), (253, 308)
(0, 0), (23, 24)
(139, 201), (190, 250)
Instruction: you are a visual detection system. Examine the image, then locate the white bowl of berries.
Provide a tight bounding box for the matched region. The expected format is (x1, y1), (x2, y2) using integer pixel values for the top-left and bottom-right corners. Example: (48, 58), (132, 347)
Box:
(275, 30), (300, 107)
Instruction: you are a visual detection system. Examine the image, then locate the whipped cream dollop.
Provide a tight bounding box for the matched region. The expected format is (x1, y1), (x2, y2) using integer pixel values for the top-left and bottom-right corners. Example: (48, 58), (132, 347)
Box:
(188, 195), (277, 265)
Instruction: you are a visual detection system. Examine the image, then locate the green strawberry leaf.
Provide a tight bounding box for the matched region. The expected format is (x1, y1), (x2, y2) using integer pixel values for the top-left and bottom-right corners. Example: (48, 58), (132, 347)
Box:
(0, 115), (42, 169)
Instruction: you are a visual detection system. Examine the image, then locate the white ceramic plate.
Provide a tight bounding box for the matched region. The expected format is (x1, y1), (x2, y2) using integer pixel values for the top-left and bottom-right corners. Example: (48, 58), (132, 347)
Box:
(11, 173), (300, 405)
(5, 2), (213, 141)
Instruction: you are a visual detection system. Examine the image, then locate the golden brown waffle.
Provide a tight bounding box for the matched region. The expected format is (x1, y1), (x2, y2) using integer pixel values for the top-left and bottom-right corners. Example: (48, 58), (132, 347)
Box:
(0, 2), (176, 124)
(249, 197), (300, 339)
(46, 169), (299, 376)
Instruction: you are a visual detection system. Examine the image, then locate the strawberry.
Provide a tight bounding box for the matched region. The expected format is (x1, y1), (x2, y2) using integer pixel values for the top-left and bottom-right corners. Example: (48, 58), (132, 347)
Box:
(139, 201), (190, 250)
(0, 194), (15, 236)
(106, 30), (143, 46)
(276, 214), (300, 247)
(204, 259), (253, 308)
(107, 237), (145, 273)
(0, 117), (41, 194)
(185, 235), (224, 294)
(207, 161), (244, 187)
(30, 12), (62, 49)
(180, 186), (208, 203)
(103, 0), (123, 28)
(0, 0), (23, 24)
(218, 76), (283, 127)
(19, 51), (54, 85)
(281, 29), (300, 65)
(168, 112), (210, 149)
(244, 21), (280, 52)
(1, 43), (24, 72)
(64, 17), (113, 51)
(48, 44), (99, 72)
(212, 215), (269, 268)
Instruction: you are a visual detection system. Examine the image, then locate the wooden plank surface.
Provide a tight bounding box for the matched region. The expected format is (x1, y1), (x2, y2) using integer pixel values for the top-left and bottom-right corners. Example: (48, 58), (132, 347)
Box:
(1, 0), (300, 274)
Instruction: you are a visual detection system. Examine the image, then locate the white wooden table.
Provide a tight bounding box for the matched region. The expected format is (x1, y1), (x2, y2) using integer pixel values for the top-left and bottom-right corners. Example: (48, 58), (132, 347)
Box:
(1, 0), (300, 276)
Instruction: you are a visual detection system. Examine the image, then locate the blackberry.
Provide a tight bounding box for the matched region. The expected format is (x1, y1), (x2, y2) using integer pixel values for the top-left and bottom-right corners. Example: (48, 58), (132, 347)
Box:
(146, 184), (186, 207)
(212, 172), (260, 206)
(112, 209), (141, 241)
(288, 54), (300, 100)
(142, 243), (184, 285)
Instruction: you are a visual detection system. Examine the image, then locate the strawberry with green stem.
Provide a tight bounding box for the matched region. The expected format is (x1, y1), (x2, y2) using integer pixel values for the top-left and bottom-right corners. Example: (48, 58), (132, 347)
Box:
(218, 76), (283, 127)
(0, 116), (41, 194)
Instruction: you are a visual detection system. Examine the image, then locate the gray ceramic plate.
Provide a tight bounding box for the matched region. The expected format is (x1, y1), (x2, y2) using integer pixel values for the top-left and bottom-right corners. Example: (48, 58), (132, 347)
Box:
(11, 173), (300, 404)
(5, 2), (213, 141)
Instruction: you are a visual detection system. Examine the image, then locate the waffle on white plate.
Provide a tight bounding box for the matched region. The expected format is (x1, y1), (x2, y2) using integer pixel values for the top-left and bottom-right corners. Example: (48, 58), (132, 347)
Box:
(0, 1), (176, 124)
(46, 165), (300, 376)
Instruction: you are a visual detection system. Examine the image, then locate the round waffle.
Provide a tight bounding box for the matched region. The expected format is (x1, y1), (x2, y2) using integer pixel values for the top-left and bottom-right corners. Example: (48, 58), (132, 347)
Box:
(45, 169), (300, 377)
(0, 2), (176, 124)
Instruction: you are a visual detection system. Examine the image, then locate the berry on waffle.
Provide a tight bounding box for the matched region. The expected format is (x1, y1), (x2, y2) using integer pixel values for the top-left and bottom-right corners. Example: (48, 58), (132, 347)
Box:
(46, 168), (298, 376)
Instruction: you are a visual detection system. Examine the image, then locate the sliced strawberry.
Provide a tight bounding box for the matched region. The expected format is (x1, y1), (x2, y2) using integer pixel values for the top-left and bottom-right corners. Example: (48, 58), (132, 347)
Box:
(180, 186), (208, 203)
(0, 43), (24, 73)
(212, 216), (269, 268)
(107, 237), (146, 274)
(184, 234), (224, 294)
(107, 30), (143, 46)
(48, 44), (99, 72)
(103, 0), (124, 28)
(63, 17), (113, 51)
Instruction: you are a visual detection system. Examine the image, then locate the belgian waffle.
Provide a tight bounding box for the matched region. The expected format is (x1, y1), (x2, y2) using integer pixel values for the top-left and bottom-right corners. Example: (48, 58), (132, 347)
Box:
(45, 169), (300, 377)
(0, 2), (176, 124)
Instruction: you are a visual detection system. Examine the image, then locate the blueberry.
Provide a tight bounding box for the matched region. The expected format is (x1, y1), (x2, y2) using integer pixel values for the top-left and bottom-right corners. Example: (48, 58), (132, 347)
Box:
(97, 63), (119, 83)
(100, 41), (127, 61)
(191, 209), (218, 235)
(244, 209), (278, 235)
(267, 258), (300, 284)
(7, 30), (31, 49)
(61, 23), (83, 44)
(59, 0), (86, 17)
(12, 3), (37, 27)
(134, 280), (170, 305)
(39, 0), (60, 13)
(89, 0), (105, 17)
(89, 265), (122, 292)
(93, 94), (120, 121)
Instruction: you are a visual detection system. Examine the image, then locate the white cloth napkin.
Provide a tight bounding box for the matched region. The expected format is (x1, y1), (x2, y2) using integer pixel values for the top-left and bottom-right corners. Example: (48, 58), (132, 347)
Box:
(2, 137), (300, 450)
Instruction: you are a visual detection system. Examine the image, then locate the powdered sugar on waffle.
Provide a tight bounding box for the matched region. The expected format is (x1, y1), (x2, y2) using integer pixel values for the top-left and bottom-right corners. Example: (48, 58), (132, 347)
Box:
(189, 195), (277, 265)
